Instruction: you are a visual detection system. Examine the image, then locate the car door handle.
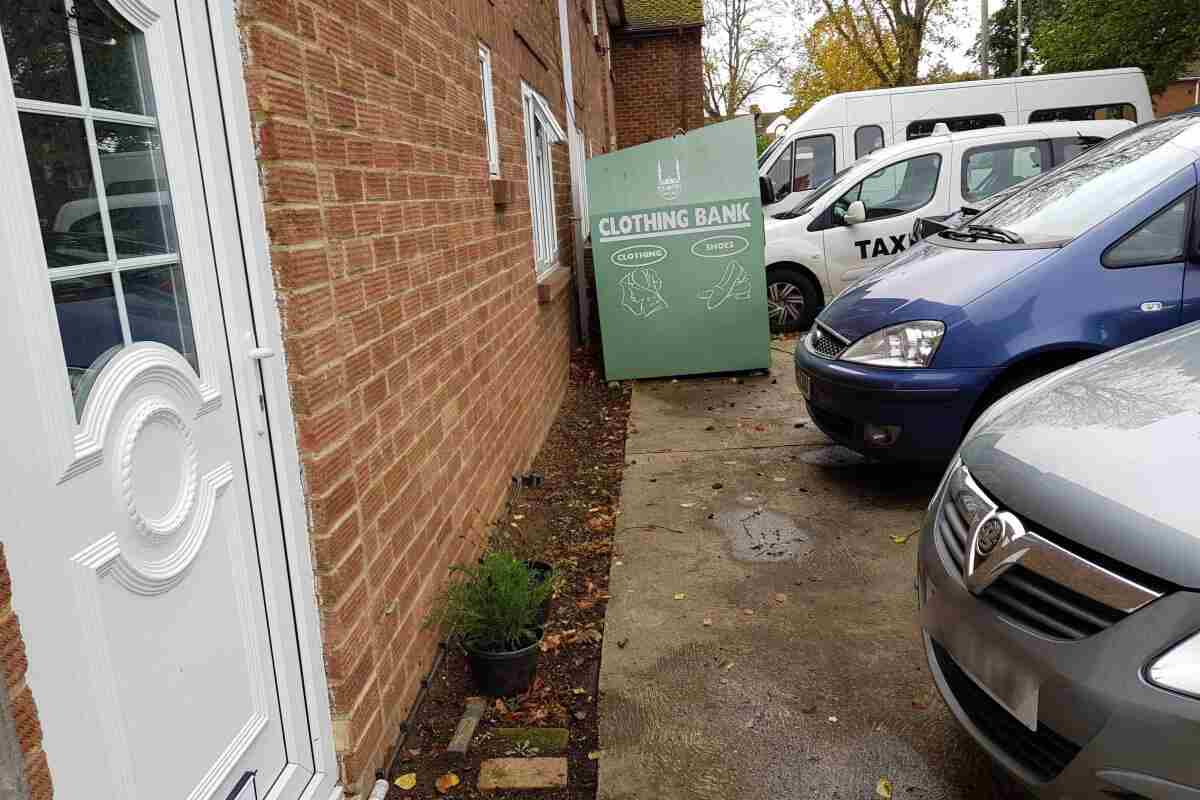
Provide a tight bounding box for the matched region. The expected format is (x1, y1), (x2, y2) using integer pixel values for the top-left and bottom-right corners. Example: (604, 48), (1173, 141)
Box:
(1140, 301), (1165, 312)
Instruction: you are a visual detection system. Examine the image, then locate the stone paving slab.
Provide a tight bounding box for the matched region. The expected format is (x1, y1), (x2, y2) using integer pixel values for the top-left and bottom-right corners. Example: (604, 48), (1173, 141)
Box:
(477, 757), (568, 791)
(596, 347), (989, 800)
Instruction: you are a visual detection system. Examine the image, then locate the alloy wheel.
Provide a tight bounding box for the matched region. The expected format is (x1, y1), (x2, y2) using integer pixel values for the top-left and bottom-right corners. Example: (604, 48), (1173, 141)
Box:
(767, 281), (805, 327)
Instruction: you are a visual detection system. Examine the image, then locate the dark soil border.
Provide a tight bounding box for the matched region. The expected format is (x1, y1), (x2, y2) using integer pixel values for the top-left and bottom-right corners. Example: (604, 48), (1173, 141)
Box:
(383, 348), (631, 799)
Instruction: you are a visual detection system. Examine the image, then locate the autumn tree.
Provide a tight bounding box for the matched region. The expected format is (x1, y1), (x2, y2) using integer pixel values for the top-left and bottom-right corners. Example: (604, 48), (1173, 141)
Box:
(802, 0), (963, 87)
(703, 0), (794, 119)
(789, 9), (894, 114)
(1034, 0), (1200, 94)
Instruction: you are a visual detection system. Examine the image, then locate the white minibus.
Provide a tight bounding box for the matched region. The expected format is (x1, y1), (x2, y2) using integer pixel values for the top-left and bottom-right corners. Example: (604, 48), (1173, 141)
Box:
(759, 67), (1152, 216)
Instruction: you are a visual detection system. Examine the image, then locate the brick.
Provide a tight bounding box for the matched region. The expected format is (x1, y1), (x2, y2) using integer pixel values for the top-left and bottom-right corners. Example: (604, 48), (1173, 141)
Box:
(251, 25), (304, 78)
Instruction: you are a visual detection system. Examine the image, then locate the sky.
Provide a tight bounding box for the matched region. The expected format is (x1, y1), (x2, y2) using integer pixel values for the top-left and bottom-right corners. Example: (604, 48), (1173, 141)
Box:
(752, 0), (1000, 114)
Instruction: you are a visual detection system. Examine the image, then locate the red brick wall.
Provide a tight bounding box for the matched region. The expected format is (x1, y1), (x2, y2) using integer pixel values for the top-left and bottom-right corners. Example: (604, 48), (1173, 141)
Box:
(237, 0), (612, 794)
(611, 27), (704, 148)
(0, 548), (50, 800)
(1153, 79), (1200, 117)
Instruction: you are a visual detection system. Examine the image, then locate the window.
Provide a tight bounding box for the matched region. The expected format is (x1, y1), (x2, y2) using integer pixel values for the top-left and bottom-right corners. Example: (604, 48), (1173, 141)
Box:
(854, 125), (884, 158)
(1051, 135), (1104, 165)
(765, 135), (835, 201)
(1103, 192), (1192, 269)
(9, 0), (197, 418)
(1030, 104), (1136, 124)
(522, 83), (566, 275)
(907, 114), (1005, 141)
(961, 141), (1048, 203)
(831, 154), (942, 223)
(478, 44), (500, 177)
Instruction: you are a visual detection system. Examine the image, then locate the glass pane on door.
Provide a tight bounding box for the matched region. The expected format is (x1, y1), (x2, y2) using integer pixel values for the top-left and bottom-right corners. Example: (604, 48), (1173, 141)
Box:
(7, 0), (199, 418)
(74, 0), (155, 115)
(2, 2), (80, 104)
(19, 113), (107, 267)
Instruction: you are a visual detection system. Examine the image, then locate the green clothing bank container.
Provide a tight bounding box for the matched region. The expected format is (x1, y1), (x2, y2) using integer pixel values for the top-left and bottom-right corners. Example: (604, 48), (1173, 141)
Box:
(586, 117), (770, 380)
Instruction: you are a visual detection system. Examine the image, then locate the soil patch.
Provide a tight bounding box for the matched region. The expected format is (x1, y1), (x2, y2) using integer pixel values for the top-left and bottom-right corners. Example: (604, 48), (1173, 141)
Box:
(384, 349), (631, 799)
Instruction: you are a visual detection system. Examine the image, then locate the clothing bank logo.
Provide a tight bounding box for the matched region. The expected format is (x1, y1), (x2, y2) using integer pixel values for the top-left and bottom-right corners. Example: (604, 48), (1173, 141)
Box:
(656, 159), (682, 201)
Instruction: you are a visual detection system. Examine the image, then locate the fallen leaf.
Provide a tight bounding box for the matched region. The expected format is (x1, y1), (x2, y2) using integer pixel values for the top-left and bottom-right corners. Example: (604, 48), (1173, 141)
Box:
(572, 687), (588, 695)
(680, 502), (696, 508)
(772, 477), (786, 482)
(891, 530), (918, 545)
(588, 750), (602, 760)
(742, 608), (755, 616)
(394, 773), (417, 790)
(616, 637), (629, 648)
(702, 617), (713, 626)
(674, 592), (687, 600)
(828, 716), (838, 723)
(876, 777), (893, 799)
(435, 773), (459, 794)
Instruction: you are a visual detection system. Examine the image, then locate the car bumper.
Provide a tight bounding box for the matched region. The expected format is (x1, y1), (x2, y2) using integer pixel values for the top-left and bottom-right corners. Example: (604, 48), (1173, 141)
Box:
(793, 338), (998, 462)
(918, 487), (1200, 799)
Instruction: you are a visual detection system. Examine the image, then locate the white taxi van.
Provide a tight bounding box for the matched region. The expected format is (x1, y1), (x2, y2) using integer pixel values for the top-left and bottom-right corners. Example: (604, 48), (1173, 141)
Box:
(762, 119), (1133, 332)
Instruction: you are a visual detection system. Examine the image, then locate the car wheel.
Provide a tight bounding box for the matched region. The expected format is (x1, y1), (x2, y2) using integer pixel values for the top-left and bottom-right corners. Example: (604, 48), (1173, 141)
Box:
(766, 267), (820, 333)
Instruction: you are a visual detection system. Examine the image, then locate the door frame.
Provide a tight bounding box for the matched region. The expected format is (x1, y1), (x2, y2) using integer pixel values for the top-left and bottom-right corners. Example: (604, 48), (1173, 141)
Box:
(195, 2), (341, 798)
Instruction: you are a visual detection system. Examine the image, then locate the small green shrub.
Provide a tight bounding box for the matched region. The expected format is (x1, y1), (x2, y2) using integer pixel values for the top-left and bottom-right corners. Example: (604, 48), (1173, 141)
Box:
(426, 552), (556, 652)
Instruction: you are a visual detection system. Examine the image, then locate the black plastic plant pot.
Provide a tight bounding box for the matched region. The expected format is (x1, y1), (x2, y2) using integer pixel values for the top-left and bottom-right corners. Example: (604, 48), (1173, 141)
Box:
(525, 560), (554, 625)
(465, 631), (542, 697)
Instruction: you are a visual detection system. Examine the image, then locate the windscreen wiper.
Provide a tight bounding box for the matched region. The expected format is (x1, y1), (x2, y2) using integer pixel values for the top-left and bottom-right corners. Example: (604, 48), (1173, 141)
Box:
(965, 224), (1023, 243)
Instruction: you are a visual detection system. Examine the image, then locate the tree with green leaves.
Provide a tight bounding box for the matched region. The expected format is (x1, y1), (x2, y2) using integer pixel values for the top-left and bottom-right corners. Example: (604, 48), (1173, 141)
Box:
(1033, 0), (1200, 95)
(803, 0), (964, 87)
(969, 0), (1061, 77)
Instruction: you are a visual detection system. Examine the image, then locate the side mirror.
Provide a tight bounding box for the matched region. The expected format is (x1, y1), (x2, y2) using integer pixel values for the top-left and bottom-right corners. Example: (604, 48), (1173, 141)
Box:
(844, 200), (867, 225)
(759, 175), (776, 207)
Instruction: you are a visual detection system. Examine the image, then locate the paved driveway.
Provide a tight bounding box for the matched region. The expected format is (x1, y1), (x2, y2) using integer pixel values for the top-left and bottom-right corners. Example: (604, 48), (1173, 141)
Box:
(597, 345), (991, 799)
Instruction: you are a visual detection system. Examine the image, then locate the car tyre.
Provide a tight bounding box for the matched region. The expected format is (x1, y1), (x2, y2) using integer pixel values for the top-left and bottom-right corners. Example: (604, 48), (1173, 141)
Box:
(766, 267), (820, 333)
(989, 762), (1029, 800)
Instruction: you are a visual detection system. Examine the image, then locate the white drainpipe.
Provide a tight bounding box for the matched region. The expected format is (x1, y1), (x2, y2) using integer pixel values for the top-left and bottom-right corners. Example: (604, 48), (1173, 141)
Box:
(557, 0), (591, 343)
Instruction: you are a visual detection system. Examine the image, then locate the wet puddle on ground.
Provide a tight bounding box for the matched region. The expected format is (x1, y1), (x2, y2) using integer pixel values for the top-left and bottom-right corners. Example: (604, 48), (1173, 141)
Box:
(713, 508), (813, 562)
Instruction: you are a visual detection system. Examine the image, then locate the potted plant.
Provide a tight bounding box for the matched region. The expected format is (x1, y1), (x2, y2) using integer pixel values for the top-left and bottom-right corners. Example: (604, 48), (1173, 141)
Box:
(428, 552), (557, 696)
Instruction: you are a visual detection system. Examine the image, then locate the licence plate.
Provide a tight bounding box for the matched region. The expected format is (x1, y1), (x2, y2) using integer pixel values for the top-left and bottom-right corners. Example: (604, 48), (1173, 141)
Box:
(796, 370), (811, 400)
(942, 627), (1040, 731)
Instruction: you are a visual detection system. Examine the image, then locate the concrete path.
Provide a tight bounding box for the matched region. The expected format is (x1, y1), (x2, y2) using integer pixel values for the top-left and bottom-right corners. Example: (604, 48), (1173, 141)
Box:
(597, 346), (990, 800)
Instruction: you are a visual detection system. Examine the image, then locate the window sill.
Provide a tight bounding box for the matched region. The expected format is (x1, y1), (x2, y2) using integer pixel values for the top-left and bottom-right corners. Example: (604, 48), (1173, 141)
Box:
(536, 265), (571, 305)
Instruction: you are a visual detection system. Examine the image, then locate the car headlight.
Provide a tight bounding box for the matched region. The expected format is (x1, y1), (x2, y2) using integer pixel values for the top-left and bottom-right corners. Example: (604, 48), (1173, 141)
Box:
(1148, 633), (1200, 698)
(840, 321), (945, 368)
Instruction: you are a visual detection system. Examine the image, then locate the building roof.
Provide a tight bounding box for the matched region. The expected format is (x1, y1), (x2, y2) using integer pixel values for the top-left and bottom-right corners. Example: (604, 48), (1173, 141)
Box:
(622, 0), (703, 31)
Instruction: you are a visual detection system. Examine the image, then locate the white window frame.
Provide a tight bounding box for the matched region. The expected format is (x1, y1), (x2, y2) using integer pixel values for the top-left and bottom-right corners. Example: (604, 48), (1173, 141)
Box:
(521, 82), (565, 276)
(478, 43), (500, 177)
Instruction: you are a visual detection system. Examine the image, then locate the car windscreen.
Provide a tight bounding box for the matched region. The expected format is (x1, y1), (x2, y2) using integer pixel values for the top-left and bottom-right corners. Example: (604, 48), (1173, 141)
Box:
(773, 158), (875, 219)
(758, 137), (784, 168)
(965, 117), (1199, 245)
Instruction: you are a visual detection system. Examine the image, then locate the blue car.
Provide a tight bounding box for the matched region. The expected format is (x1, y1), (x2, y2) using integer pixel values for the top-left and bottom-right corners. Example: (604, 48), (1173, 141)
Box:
(795, 113), (1200, 463)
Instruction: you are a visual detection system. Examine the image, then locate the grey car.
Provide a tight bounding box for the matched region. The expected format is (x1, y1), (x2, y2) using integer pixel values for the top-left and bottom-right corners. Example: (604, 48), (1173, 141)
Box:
(918, 323), (1200, 799)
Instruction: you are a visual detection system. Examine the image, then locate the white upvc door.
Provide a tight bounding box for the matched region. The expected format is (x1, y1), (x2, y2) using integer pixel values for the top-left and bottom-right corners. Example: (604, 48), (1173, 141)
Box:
(0, 2), (326, 799)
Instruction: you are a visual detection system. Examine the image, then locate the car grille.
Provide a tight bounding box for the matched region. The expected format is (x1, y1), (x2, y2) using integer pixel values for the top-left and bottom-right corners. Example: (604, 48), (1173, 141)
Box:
(937, 480), (1132, 641)
(808, 323), (846, 359)
(932, 640), (1081, 782)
